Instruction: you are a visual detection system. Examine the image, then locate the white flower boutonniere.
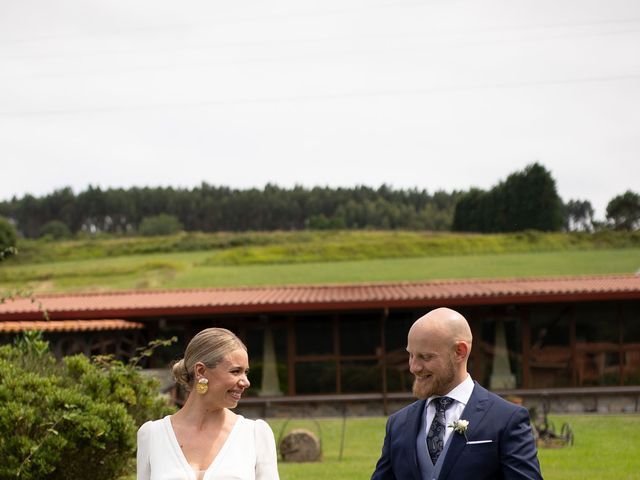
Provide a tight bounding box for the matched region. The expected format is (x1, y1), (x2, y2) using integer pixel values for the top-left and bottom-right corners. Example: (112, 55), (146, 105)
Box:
(448, 419), (469, 441)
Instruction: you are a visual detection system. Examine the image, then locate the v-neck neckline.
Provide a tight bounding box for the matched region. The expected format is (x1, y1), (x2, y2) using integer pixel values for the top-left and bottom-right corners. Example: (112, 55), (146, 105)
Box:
(164, 414), (243, 480)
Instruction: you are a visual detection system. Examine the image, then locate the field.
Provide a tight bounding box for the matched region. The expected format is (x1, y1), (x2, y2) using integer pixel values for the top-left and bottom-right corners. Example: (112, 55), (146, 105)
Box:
(124, 415), (640, 479)
(2, 230), (640, 292)
(269, 415), (638, 480)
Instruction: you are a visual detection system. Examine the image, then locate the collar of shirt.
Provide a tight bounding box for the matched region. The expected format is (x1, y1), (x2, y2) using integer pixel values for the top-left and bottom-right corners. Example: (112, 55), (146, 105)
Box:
(424, 374), (475, 445)
(426, 373), (475, 409)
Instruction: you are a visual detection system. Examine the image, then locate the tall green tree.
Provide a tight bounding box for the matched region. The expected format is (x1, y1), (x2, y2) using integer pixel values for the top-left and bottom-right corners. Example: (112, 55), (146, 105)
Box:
(606, 190), (640, 230)
(564, 199), (594, 232)
(453, 163), (564, 232)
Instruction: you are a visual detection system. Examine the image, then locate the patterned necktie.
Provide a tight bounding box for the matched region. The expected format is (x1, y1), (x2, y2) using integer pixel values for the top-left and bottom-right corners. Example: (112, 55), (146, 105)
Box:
(426, 396), (455, 464)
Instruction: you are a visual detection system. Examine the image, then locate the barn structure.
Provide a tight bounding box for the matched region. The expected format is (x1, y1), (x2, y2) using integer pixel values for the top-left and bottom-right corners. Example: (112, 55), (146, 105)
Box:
(1, 273), (639, 415)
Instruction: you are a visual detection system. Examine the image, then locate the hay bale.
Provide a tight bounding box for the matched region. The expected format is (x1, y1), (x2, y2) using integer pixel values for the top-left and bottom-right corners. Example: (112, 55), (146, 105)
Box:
(279, 428), (321, 462)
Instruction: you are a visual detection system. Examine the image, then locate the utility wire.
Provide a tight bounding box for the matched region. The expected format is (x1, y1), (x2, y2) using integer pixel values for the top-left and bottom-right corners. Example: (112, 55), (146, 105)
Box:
(2, 27), (639, 82)
(2, 23), (640, 62)
(1, 10), (640, 45)
(1, 72), (639, 118)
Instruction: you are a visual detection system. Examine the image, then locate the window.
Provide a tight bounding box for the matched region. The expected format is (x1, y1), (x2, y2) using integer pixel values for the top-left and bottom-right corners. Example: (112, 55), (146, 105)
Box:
(575, 303), (621, 386)
(529, 306), (572, 388)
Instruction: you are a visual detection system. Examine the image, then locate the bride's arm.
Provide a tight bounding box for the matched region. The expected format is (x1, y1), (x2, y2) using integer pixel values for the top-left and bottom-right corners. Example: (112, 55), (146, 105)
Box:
(254, 420), (280, 480)
(136, 421), (153, 480)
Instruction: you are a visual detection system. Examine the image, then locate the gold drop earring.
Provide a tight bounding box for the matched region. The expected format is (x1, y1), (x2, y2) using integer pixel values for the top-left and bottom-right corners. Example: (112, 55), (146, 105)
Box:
(196, 377), (209, 394)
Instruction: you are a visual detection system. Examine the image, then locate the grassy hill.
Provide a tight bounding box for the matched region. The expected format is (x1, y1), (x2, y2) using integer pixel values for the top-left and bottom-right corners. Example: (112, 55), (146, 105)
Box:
(1, 230), (639, 293)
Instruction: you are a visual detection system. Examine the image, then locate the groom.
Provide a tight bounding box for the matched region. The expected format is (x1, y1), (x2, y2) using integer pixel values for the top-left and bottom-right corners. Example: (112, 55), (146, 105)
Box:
(371, 308), (542, 480)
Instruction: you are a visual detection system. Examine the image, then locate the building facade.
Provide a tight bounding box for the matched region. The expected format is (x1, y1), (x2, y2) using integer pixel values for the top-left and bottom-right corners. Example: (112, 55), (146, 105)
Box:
(1, 274), (639, 413)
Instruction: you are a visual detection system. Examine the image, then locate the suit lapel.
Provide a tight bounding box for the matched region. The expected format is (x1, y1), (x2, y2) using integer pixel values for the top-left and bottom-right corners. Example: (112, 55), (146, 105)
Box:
(403, 399), (427, 480)
(438, 383), (492, 480)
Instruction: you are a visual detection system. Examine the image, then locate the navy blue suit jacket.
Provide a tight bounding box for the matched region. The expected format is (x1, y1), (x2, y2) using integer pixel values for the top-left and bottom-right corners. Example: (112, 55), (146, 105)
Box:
(371, 383), (542, 480)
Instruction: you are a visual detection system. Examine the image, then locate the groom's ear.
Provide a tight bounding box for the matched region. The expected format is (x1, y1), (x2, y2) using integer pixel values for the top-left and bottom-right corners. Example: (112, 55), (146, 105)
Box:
(453, 340), (470, 362)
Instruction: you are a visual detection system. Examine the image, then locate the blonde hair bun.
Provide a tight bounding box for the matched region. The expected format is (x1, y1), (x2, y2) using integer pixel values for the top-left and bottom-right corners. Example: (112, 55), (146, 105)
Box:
(171, 359), (191, 388)
(171, 328), (246, 391)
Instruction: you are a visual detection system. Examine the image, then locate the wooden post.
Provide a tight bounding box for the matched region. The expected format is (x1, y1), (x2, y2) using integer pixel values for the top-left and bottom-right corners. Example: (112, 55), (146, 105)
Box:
(618, 303), (624, 386)
(381, 308), (389, 416)
(287, 316), (296, 396)
(521, 306), (531, 389)
(570, 305), (577, 386)
(334, 314), (341, 394)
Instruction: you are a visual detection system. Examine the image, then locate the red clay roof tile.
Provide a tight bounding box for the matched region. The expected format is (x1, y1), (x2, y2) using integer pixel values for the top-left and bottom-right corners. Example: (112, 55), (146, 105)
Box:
(0, 274), (638, 321)
(0, 319), (144, 333)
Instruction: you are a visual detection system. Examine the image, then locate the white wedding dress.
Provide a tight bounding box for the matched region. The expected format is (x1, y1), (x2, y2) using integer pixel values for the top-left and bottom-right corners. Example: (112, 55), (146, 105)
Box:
(137, 415), (280, 480)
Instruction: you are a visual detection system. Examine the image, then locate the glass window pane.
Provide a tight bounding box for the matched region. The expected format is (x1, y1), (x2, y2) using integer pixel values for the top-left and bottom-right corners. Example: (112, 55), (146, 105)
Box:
(296, 316), (333, 355)
(622, 302), (640, 385)
(295, 362), (336, 394)
(575, 302), (621, 386)
(340, 360), (382, 393)
(384, 309), (415, 386)
(576, 350), (621, 386)
(340, 314), (380, 355)
(529, 305), (572, 388)
(385, 364), (412, 393)
(244, 324), (288, 396)
(575, 303), (619, 343)
(480, 308), (522, 389)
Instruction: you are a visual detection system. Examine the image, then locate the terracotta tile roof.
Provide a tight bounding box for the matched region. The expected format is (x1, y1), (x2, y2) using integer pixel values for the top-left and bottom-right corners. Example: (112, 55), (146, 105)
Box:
(0, 319), (144, 333)
(0, 274), (638, 321)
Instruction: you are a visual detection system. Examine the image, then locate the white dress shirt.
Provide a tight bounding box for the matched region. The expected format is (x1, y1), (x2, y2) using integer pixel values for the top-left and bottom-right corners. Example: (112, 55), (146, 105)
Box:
(424, 374), (475, 447)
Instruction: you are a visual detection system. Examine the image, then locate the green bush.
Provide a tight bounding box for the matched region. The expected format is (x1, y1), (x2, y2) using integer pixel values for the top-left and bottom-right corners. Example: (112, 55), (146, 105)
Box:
(0, 332), (174, 480)
(0, 216), (17, 258)
(138, 214), (183, 236)
(39, 220), (72, 240)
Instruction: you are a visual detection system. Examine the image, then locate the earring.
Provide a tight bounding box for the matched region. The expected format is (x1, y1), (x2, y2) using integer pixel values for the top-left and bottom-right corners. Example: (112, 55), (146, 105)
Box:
(196, 377), (209, 395)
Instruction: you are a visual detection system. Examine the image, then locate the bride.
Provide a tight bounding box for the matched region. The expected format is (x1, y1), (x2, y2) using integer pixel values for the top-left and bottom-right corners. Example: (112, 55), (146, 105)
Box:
(137, 328), (279, 480)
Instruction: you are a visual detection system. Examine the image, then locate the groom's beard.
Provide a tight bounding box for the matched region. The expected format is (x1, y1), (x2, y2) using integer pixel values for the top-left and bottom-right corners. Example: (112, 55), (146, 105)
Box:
(412, 356), (456, 399)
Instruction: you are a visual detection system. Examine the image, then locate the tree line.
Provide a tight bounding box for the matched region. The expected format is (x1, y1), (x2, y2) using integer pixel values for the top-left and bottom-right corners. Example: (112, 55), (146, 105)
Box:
(0, 184), (461, 238)
(1, 163), (638, 240)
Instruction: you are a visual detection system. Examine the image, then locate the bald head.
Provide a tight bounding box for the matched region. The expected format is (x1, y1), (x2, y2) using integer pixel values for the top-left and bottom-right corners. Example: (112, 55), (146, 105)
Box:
(406, 307), (473, 397)
(410, 307), (473, 350)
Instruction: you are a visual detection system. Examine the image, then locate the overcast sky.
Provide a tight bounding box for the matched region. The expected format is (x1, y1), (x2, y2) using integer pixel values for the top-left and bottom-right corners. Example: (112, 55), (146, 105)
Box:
(1, 0), (639, 219)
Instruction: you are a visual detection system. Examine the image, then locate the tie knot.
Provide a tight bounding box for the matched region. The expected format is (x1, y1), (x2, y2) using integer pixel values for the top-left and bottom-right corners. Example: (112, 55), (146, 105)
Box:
(435, 396), (454, 412)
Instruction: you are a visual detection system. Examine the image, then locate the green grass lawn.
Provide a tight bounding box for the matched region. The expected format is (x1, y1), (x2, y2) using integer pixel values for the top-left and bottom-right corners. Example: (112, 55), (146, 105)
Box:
(125, 415), (640, 479)
(264, 415), (639, 480)
(12, 230), (640, 266)
(3, 230), (639, 293)
(2, 248), (639, 293)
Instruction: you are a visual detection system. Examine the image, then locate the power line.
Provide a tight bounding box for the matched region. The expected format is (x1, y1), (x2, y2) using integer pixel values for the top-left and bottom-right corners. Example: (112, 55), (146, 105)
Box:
(1, 72), (639, 119)
(2, 27), (639, 82)
(0, 0), (454, 45)
(2, 23), (640, 63)
(1, 9), (640, 46)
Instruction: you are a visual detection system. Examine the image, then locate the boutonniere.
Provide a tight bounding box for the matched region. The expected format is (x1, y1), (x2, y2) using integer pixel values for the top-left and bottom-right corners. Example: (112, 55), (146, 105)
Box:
(448, 419), (469, 441)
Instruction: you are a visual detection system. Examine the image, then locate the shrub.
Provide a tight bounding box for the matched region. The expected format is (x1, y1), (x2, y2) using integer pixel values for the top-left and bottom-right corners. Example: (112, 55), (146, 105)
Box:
(0, 332), (175, 480)
(38, 220), (72, 240)
(0, 216), (17, 258)
(138, 214), (183, 236)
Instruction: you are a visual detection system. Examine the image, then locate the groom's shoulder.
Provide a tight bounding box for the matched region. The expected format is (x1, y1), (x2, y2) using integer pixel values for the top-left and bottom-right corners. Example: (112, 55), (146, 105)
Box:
(473, 383), (527, 415)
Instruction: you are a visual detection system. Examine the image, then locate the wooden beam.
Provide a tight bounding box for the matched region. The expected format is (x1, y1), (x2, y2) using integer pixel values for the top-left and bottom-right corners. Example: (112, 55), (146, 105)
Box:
(380, 307), (389, 415)
(287, 316), (296, 396)
(334, 314), (341, 394)
(521, 306), (531, 389)
(570, 305), (577, 386)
